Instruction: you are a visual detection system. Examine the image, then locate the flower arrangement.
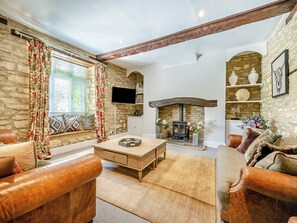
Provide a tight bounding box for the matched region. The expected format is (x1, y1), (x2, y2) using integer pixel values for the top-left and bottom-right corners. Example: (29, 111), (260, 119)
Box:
(189, 121), (205, 133)
(240, 113), (268, 129)
(156, 118), (169, 129)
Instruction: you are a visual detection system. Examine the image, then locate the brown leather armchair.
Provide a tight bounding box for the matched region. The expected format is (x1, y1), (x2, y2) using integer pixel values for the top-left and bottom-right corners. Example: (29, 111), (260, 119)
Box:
(0, 131), (102, 223)
(220, 134), (297, 223)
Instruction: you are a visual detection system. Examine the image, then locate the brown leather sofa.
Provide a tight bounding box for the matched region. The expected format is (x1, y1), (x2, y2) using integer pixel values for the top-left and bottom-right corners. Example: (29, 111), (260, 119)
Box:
(0, 131), (102, 223)
(217, 134), (297, 223)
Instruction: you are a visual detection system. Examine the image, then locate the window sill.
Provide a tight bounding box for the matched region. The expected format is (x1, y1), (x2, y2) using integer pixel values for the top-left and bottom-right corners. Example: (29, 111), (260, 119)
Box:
(49, 130), (96, 138)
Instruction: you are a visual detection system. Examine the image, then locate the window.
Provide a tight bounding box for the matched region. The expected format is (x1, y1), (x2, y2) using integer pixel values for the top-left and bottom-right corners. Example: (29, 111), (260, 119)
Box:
(49, 57), (87, 114)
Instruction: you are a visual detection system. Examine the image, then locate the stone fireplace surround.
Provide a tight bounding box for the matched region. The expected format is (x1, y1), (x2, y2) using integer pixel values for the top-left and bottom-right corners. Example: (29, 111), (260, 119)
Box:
(149, 97), (218, 141)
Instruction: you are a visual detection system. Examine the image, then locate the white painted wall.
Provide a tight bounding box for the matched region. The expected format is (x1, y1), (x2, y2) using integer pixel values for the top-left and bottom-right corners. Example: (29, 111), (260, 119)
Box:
(143, 51), (226, 147)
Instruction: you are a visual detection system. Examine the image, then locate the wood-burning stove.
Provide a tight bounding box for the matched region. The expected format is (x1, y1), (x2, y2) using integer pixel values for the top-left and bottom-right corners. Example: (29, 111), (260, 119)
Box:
(172, 104), (189, 140)
(172, 121), (189, 140)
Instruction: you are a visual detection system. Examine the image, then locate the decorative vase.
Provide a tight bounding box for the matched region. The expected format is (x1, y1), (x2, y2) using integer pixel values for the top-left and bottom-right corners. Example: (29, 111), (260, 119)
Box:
(160, 129), (168, 139)
(192, 132), (199, 146)
(228, 71), (238, 86)
(248, 68), (259, 84)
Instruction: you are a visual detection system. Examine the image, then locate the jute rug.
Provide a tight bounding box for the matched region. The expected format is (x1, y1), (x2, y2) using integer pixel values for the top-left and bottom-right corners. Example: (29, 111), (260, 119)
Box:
(96, 150), (216, 223)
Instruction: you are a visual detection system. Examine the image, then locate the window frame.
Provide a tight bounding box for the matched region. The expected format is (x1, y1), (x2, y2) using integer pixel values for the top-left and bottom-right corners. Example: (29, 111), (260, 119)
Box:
(49, 57), (87, 115)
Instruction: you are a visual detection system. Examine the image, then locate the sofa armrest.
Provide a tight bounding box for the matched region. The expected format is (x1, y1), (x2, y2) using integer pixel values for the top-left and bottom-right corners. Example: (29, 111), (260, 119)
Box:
(227, 134), (242, 148)
(0, 154), (102, 222)
(289, 217), (297, 223)
(0, 130), (17, 144)
(231, 166), (297, 203)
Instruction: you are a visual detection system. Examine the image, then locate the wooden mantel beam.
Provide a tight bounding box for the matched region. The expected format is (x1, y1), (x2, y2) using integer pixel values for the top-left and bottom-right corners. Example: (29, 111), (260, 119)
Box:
(149, 97), (217, 108)
(97, 0), (296, 61)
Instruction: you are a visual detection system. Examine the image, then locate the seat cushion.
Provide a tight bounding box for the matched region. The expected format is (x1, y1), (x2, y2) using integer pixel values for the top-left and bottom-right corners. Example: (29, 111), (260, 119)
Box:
(216, 145), (246, 210)
(0, 141), (37, 170)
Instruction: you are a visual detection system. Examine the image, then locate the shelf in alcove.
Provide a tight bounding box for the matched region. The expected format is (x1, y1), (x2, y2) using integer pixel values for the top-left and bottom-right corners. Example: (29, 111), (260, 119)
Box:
(226, 100), (263, 104)
(136, 92), (143, 95)
(226, 83), (263, 89)
(135, 103), (143, 105)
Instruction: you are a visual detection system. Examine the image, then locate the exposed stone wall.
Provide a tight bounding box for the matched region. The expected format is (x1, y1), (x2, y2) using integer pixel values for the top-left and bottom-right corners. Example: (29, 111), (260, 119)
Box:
(158, 105), (205, 140)
(0, 14), (138, 148)
(261, 15), (297, 137)
(49, 131), (97, 148)
(104, 64), (142, 135)
(226, 53), (262, 119)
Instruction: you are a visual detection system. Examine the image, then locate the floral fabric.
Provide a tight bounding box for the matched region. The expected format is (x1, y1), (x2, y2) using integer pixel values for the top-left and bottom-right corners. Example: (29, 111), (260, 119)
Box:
(28, 39), (52, 159)
(95, 64), (108, 142)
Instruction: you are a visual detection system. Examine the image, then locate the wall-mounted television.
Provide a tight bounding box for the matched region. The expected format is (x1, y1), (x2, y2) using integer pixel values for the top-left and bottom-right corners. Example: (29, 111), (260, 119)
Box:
(112, 87), (136, 104)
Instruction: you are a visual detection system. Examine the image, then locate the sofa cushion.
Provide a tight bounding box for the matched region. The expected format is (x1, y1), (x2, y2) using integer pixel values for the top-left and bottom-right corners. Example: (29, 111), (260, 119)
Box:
(0, 141), (37, 170)
(236, 127), (261, 154)
(0, 156), (22, 178)
(216, 145), (246, 210)
(63, 115), (83, 132)
(0, 156), (15, 178)
(274, 137), (297, 147)
(82, 114), (95, 130)
(247, 142), (297, 166)
(240, 126), (264, 144)
(244, 129), (281, 162)
(49, 115), (65, 135)
(255, 151), (297, 176)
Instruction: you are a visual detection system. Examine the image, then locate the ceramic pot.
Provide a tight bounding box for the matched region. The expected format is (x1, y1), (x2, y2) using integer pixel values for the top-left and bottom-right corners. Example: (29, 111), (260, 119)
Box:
(248, 68), (259, 84)
(192, 132), (199, 146)
(160, 129), (169, 139)
(228, 71), (238, 86)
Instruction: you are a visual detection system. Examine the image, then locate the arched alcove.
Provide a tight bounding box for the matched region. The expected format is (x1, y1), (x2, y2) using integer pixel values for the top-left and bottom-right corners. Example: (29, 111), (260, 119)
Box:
(225, 51), (262, 120)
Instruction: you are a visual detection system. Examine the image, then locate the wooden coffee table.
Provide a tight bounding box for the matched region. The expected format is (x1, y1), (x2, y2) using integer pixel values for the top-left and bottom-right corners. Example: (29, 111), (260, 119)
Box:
(93, 135), (167, 182)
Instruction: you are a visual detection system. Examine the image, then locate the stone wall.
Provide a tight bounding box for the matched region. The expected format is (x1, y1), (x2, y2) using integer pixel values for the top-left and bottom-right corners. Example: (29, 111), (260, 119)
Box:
(104, 64), (142, 135)
(261, 14), (297, 137)
(158, 105), (205, 140)
(0, 14), (138, 148)
(226, 53), (262, 119)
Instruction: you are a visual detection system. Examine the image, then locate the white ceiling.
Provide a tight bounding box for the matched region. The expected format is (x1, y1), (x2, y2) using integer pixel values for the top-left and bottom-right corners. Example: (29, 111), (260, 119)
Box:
(0, 0), (283, 69)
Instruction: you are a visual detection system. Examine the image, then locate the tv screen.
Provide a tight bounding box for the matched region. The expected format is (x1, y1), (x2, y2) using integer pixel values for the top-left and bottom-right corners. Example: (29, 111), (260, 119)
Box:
(112, 87), (136, 104)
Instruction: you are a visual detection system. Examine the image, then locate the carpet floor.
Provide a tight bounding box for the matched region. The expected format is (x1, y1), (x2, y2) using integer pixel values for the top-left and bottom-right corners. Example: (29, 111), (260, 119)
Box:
(96, 150), (216, 223)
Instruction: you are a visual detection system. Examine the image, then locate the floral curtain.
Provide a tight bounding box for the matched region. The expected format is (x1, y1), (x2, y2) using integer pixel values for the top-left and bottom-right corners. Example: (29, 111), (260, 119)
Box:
(95, 64), (108, 142)
(28, 39), (52, 159)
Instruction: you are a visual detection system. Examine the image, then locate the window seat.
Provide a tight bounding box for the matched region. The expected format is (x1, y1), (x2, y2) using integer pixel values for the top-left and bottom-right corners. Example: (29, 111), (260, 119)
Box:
(49, 129), (96, 138)
(49, 130), (97, 149)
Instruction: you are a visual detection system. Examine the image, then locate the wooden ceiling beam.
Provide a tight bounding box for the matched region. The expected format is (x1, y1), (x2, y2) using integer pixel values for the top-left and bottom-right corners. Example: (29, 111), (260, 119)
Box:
(97, 0), (296, 61)
(286, 2), (297, 24)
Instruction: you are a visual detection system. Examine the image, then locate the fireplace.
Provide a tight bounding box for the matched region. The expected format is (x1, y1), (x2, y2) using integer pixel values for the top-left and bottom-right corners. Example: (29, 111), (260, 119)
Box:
(172, 104), (189, 140)
(172, 121), (189, 140)
(149, 97), (217, 142)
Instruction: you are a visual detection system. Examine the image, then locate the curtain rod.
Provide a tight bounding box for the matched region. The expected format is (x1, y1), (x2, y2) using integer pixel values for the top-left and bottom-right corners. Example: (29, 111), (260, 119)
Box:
(11, 29), (107, 66)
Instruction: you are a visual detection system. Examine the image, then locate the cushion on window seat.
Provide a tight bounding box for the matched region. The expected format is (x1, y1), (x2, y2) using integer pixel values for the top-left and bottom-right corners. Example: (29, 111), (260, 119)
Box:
(49, 115), (65, 135)
(63, 115), (83, 132)
(82, 114), (95, 130)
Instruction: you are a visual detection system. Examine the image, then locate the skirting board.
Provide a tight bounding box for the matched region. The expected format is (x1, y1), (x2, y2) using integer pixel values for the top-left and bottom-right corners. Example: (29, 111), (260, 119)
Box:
(51, 132), (128, 156)
(204, 141), (226, 148)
